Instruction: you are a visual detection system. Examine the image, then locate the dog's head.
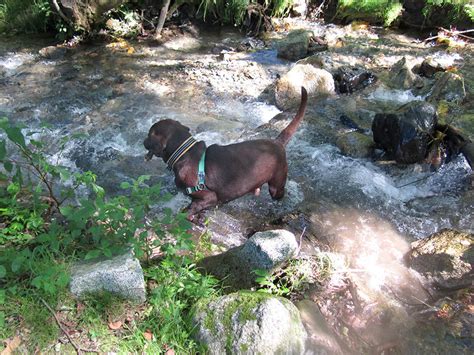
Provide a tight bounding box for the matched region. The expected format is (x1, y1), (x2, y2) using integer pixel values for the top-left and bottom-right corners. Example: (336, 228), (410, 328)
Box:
(144, 119), (190, 161)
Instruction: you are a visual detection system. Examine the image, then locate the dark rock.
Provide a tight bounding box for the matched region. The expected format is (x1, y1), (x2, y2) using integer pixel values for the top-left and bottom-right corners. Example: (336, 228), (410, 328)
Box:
(417, 57), (447, 78)
(405, 229), (473, 290)
(333, 67), (377, 94)
(372, 101), (438, 164)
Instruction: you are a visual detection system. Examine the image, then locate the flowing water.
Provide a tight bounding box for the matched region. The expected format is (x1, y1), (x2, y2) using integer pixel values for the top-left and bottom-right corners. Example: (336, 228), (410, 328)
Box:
(0, 27), (472, 240)
(1, 24), (472, 351)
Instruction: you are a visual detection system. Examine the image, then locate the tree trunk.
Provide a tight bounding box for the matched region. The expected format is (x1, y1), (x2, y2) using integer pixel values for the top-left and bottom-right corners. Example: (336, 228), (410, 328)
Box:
(155, 0), (171, 39)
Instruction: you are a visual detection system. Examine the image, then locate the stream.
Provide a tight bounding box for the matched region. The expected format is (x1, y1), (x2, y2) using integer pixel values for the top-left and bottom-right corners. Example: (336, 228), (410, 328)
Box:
(1, 21), (473, 353)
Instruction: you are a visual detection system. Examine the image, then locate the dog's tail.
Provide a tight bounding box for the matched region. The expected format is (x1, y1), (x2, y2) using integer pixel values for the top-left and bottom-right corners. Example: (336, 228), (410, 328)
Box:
(275, 87), (308, 147)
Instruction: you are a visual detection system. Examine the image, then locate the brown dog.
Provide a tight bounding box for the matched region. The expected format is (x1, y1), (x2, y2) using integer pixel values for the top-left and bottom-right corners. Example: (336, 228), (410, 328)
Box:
(144, 87), (308, 221)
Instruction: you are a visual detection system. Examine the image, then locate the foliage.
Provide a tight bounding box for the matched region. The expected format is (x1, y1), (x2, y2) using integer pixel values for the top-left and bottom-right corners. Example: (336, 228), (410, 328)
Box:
(0, 118), (221, 352)
(0, 0), (53, 34)
(336, 0), (403, 26)
(197, 0), (293, 27)
(254, 258), (316, 297)
(423, 0), (474, 24)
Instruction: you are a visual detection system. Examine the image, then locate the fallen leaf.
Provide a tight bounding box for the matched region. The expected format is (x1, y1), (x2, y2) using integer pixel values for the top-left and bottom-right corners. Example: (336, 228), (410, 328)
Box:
(1, 336), (21, 355)
(108, 320), (123, 330)
(143, 329), (153, 341)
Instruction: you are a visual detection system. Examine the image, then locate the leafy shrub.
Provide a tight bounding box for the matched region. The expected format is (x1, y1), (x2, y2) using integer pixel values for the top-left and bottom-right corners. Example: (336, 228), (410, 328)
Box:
(0, 0), (53, 34)
(336, 0), (403, 26)
(197, 0), (293, 27)
(0, 117), (221, 351)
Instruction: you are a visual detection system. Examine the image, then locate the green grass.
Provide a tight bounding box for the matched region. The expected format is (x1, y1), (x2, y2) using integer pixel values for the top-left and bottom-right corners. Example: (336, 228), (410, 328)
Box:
(0, 0), (52, 34)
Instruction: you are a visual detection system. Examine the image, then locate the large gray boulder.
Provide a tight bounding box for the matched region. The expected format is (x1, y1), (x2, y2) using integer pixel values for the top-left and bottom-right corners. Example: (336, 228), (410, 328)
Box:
(405, 229), (473, 290)
(198, 229), (298, 289)
(69, 251), (146, 302)
(193, 292), (307, 354)
(275, 64), (335, 110)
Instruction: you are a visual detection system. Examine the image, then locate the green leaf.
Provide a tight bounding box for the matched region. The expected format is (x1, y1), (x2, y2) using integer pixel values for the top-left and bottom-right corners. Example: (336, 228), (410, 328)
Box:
(0, 265), (6, 278)
(5, 126), (26, 148)
(120, 181), (131, 189)
(0, 140), (5, 161)
(85, 250), (102, 260)
(3, 161), (12, 172)
(11, 256), (24, 273)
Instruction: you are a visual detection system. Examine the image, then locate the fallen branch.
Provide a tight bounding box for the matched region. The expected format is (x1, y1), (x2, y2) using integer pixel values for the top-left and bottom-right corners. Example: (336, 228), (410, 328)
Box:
(50, 0), (74, 27)
(424, 27), (474, 42)
(40, 298), (98, 354)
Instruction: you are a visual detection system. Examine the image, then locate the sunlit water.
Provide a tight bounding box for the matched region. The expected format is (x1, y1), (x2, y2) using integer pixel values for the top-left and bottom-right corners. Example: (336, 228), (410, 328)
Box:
(0, 31), (472, 246)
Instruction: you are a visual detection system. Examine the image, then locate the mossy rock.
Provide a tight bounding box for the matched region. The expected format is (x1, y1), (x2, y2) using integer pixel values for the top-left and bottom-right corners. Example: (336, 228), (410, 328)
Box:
(193, 291), (307, 354)
(336, 131), (374, 158)
(405, 229), (473, 290)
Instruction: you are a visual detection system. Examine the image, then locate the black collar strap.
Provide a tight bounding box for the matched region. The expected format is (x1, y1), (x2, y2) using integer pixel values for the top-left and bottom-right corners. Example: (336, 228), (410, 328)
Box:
(166, 136), (197, 170)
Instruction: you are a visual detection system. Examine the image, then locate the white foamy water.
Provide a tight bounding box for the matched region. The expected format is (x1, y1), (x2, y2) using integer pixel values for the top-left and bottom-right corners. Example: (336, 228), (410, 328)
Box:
(0, 52), (35, 73)
(368, 86), (424, 104)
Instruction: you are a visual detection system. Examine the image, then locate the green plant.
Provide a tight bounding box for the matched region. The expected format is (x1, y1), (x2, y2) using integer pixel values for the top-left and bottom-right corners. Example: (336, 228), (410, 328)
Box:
(197, 0), (293, 27)
(254, 258), (315, 297)
(0, 0), (53, 34)
(144, 258), (219, 352)
(337, 0), (403, 26)
(424, 0), (474, 24)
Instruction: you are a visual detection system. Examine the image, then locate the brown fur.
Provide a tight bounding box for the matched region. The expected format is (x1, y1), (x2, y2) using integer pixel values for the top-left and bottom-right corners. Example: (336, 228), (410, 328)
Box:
(144, 87), (308, 222)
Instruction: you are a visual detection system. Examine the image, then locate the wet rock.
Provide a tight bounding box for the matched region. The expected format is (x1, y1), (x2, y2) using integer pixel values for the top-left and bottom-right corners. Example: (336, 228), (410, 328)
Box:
(38, 46), (67, 60)
(296, 300), (345, 354)
(427, 72), (466, 104)
(387, 57), (422, 90)
(70, 251), (146, 302)
(416, 57), (448, 78)
(372, 101), (438, 164)
(333, 67), (377, 94)
(198, 229), (298, 289)
(405, 229), (473, 290)
(275, 64), (335, 110)
(193, 292), (307, 354)
(336, 131), (374, 158)
(276, 29), (314, 61)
